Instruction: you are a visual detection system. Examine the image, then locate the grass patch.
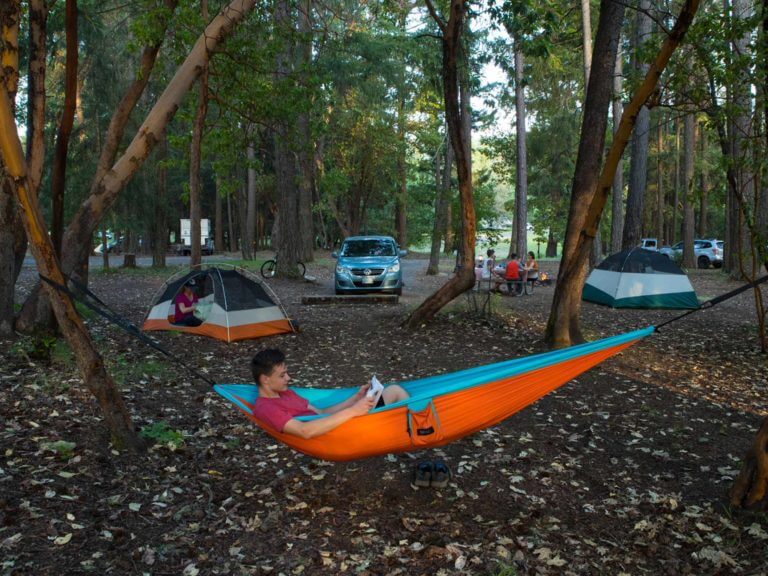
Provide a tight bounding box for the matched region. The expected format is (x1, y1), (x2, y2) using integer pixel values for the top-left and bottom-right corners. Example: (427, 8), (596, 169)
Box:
(108, 354), (172, 386)
(41, 440), (77, 460)
(139, 421), (185, 449)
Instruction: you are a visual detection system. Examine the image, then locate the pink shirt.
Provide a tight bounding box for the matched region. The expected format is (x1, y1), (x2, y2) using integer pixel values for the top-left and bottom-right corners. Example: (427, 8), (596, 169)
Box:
(252, 389), (317, 432)
(174, 291), (198, 322)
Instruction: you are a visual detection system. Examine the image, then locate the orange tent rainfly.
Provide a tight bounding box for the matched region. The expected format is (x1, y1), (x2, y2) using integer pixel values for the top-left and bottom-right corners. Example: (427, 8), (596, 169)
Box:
(143, 264), (295, 342)
(214, 327), (654, 461)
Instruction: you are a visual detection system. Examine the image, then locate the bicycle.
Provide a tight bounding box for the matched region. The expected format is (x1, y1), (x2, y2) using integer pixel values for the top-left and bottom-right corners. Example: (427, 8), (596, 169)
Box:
(260, 256), (306, 279)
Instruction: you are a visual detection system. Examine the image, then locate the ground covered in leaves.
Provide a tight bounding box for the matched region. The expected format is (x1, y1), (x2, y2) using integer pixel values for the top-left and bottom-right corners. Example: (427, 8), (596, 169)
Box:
(2, 253), (767, 575)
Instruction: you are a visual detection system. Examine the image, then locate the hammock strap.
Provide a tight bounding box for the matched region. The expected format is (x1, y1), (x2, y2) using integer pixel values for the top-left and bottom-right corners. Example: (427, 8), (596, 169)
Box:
(655, 274), (768, 331)
(39, 274), (217, 387)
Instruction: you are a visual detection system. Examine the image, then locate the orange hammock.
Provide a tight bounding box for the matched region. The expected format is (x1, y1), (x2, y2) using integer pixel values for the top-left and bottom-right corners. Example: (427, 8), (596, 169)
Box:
(214, 327), (653, 461)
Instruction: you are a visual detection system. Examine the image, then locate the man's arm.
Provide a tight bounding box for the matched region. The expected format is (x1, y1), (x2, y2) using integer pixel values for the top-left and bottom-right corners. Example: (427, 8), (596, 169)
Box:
(310, 384), (370, 415)
(283, 395), (375, 439)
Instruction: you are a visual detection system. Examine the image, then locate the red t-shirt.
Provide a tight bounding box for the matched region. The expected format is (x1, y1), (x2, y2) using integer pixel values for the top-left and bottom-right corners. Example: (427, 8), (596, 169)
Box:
(505, 260), (520, 280)
(252, 389), (317, 432)
(174, 291), (198, 322)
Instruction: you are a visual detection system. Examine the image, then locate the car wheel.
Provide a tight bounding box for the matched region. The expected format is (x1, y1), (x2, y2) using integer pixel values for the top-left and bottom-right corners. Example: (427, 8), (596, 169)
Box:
(335, 289), (347, 296)
(394, 287), (402, 296)
(697, 256), (710, 269)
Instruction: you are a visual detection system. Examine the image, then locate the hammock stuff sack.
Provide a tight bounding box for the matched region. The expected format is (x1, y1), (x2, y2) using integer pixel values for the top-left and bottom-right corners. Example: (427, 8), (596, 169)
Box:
(143, 264), (295, 342)
(214, 326), (654, 461)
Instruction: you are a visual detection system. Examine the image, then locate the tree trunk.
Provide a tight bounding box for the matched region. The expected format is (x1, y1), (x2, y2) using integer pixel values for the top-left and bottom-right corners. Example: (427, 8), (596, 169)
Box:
(730, 415), (768, 509)
(514, 38), (528, 260)
(682, 112), (696, 268)
(546, 0), (625, 347)
(0, 0), (20, 336)
(698, 122), (708, 237)
(730, 0), (755, 279)
(395, 10), (408, 249)
(427, 138), (448, 276)
(545, 0), (700, 347)
(406, 0), (475, 328)
(622, 0), (652, 250)
(227, 182), (237, 252)
(188, 0), (208, 268)
(656, 117), (665, 242)
(214, 174), (223, 254)
(273, 0), (302, 277)
(0, 89), (144, 451)
(50, 0), (78, 257)
(243, 140), (256, 259)
(296, 0), (315, 261)
(16, 0), (251, 333)
(152, 140), (168, 268)
(238, 182), (249, 258)
(610, 45), (624, 253)
(581, 0), (593, 91)
(672, 117), (681, 244)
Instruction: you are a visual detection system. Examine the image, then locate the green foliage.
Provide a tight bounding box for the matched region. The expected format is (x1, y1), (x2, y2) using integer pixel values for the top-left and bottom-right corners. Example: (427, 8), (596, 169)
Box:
(139, 421), (185, 449)
(41, 440), (77, 461)
(10, 332), (59, 364)
(489, 563), (518, 576)
(108, 355), (172, 386)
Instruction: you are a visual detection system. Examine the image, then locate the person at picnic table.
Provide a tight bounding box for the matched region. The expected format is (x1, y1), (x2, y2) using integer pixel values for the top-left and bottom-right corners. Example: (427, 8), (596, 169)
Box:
(173, 279), (202, 326)
(505, 253), (522, 285)
(482, 249), (498, 285)
(524, 251), (539, 285)
(250, 349), (410, 439)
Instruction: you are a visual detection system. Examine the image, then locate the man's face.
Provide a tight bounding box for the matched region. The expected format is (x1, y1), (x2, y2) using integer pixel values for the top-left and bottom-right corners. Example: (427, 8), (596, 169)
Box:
(260, 362), (290, 392)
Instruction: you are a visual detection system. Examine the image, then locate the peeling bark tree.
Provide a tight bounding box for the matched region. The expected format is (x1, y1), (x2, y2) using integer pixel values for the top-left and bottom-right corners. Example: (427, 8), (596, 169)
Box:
(16, 0), (252, 332)
(0, 0), (21, 335)
(730, 416), (768, 509)
(406, 0), (475, 328)
(4, 0), (256, 447)
(545, 0), (700, 347)
(0, 89), (144, 452)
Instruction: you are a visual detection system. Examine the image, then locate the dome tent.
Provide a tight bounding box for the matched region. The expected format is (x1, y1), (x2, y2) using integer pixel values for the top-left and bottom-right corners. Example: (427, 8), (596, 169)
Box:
(582, 248), (699, 309)
(143, 264), (296, 342)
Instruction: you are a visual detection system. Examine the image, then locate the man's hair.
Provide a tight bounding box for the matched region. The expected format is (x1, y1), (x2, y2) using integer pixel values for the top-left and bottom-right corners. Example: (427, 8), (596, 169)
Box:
(251, 349), (285, 385)
(486, 249), (495, 257)
(510, 253), (517, 259)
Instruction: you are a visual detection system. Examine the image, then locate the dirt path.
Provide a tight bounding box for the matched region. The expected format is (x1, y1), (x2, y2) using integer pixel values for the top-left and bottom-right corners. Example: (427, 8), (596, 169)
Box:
(2, 256), (767, 575)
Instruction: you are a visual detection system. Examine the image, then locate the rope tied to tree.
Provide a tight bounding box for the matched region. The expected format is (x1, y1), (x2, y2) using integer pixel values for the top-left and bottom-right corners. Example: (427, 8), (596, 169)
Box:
(39, 274), (217, 387)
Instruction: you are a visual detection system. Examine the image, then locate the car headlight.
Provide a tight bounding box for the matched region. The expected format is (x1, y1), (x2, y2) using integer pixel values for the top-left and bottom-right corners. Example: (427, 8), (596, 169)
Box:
(388, 262), (400, 273)
(336, 265), (348, 274)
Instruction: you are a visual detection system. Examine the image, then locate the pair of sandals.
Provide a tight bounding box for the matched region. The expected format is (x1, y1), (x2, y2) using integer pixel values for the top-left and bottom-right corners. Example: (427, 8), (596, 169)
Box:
(413, 458), (451, 488)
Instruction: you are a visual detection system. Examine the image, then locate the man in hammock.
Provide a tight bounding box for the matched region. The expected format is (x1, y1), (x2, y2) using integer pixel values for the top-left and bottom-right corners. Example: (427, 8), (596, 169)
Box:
(251, 349), (410, 439)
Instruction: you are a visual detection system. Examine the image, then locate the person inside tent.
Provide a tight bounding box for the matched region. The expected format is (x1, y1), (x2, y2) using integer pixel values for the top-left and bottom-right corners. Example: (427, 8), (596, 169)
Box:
(173, 279), (203, 327)
(251, 349), (410, 439)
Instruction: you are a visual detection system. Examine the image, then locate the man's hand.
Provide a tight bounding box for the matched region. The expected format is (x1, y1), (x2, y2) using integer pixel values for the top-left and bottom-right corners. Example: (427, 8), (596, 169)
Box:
(356, 383), (371, 399)
(350, 395), (375, 416)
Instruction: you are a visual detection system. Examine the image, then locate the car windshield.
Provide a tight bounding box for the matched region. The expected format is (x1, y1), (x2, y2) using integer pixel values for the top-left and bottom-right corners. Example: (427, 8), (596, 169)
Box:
(341, 239), (396, 257)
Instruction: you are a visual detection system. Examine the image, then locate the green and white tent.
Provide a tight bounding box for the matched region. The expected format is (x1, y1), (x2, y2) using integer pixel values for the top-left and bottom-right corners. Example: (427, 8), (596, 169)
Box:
(582, 248), (699, 309)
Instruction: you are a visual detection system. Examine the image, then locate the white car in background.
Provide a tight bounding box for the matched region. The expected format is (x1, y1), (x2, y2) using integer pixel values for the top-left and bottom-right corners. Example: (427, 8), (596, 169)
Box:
(659, 239), (723, 269)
